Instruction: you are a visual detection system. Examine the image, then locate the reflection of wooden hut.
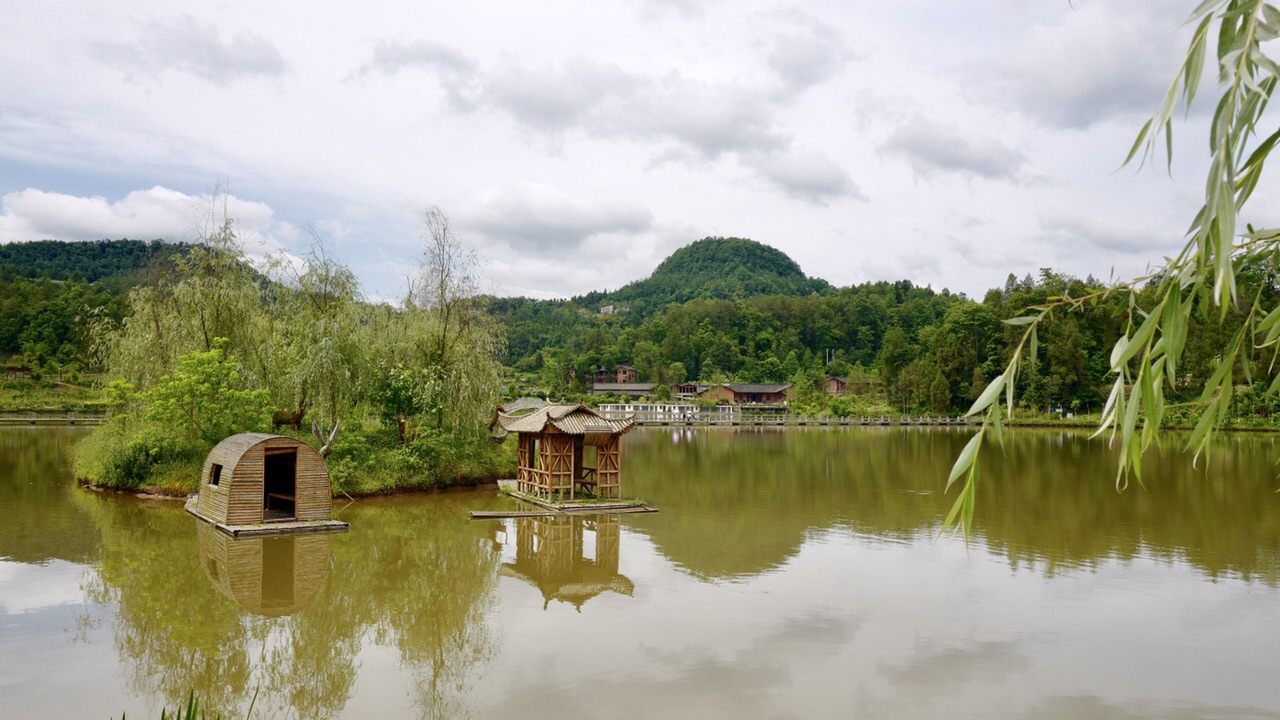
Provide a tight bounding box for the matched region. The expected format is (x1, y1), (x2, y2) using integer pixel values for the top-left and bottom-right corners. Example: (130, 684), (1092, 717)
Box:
(197, 522), (331, 617)
(491, 404), (634, 501)
(189, 433), (347, 535)
(499, 515), (633, 610)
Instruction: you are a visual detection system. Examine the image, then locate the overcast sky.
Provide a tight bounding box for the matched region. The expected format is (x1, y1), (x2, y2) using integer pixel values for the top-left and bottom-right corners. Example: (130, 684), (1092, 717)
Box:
(0, 0), (1261, 302)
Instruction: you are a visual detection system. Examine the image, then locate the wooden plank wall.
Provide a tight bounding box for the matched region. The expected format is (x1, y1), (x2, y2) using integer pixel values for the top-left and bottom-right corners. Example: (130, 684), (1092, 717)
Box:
(198, 435), (332, 525)
(226, 444), (266, 525)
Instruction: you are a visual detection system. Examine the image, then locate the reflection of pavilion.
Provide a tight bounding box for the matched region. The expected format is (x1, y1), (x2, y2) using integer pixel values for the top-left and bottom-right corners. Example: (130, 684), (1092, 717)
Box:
(499, 515), (633, 610)
(197, 522), (332, 617)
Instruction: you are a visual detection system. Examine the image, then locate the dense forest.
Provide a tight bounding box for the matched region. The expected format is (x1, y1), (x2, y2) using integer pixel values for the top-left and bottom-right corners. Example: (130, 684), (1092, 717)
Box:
(0, 239), (191, 367)
(487, 238), (1278, 418)
(4, 236), (1279, 422)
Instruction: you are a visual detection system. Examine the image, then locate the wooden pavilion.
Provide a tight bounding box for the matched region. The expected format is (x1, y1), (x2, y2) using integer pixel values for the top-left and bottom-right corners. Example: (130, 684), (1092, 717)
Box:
(490, 403), (634, 502)
(187, 433), (348, 536)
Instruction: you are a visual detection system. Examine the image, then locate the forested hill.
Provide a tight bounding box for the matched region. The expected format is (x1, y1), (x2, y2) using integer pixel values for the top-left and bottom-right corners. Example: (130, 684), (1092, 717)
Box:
(0, 239), (190, 284)
(575, 237), (830, 315)
(0, 239), (195, 365)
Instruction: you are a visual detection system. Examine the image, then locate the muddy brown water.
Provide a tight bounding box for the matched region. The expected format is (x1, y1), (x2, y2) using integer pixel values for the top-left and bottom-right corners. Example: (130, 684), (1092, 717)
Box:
(2, 425), (1280, 719)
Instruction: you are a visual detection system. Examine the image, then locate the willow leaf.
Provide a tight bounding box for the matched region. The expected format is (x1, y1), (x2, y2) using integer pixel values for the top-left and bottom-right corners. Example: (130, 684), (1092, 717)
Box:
(966, 373), (1005, 417)
(947, 432), (983, 491)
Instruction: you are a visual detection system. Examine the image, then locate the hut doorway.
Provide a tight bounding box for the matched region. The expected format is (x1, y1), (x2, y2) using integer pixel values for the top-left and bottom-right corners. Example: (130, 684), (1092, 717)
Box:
(263, 448), (298, 521)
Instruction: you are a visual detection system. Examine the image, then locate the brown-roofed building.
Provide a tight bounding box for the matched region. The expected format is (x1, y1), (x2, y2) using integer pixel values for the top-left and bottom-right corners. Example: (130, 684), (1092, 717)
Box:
(825, 376), (848, 396)
(584, 364), (640, 386)
(700, 383), (792, 404)
(2, 365), (31, 380)
(490, 403), (635, 501)
(672, 382), (711, 399)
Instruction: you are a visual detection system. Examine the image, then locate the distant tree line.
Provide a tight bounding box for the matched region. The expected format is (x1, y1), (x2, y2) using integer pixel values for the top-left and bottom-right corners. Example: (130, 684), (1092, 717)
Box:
(5, 235), (1278, 421)
(493, 266), (1279, 418)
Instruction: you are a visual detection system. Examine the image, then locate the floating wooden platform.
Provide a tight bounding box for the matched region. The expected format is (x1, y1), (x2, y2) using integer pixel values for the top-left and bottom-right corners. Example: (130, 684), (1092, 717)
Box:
(469, 487), (658, 519)
(186, 497), (349, 537)
(469, 506), (658, 519)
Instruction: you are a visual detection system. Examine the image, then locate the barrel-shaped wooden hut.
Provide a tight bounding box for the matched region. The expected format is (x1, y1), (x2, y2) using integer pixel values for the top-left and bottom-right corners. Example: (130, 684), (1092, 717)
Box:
(491, 403), (634, 501)
(194, 433), (332, 527)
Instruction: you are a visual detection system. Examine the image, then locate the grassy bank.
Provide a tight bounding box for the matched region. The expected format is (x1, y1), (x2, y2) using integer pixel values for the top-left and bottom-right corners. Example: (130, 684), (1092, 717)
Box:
(0, 378), (103, 413)
(72, 417), (517, 497)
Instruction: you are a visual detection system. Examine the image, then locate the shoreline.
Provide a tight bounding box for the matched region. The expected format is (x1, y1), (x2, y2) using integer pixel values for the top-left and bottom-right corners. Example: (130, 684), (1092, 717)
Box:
(78, 476), (502, 501)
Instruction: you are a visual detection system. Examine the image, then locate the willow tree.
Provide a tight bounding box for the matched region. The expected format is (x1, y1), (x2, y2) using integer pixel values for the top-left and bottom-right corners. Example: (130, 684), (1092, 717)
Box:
(946, 1), (1280, 537)
(261, 240), (368, 426)
(373, 206), (503, 432)
(95, 218), (262, 390)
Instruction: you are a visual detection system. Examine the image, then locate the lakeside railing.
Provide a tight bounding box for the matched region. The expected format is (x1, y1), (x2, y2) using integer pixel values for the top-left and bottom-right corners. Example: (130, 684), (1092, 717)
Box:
(0, 410), (106, 426)
(595, 408), (978, 427)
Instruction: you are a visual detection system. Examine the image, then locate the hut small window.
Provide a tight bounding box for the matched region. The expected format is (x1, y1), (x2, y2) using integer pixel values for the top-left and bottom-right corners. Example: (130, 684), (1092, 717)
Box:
(210, 464), (223, 486)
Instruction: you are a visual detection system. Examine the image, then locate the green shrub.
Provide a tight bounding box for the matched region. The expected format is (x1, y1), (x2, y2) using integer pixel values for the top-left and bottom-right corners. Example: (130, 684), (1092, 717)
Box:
(72, 418), (206, 491)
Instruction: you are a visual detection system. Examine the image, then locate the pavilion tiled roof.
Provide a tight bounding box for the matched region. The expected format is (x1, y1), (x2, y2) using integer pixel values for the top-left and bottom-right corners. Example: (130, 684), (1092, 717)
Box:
(495, 403), (634, 436)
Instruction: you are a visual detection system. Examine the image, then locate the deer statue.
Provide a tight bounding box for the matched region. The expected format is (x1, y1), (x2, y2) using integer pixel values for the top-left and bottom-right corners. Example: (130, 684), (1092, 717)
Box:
(272, 390), (308, 431)
(311, 418), (340, 459)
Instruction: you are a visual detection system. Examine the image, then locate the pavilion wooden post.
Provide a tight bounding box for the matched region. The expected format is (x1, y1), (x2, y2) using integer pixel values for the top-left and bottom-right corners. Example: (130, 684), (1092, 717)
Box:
(595, 436), (622, 499)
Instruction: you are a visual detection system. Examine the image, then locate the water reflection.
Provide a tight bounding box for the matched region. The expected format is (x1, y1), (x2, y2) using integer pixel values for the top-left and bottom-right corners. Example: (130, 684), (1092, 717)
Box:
(65, 471), (505, 719)
(0, 427), (98, 564)
(196, 524), (331, 617)
(498, 515), (634, 610)
(624, 427), (1280, 584)
(7, 426), (1280, 719)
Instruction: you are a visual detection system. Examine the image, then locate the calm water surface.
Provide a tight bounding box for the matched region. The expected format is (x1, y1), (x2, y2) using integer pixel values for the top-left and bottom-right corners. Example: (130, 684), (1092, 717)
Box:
(3, 425), (1280, 719)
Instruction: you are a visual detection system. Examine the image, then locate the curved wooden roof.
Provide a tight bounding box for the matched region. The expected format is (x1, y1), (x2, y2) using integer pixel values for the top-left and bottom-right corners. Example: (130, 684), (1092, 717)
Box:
(207, 432), (283, 463)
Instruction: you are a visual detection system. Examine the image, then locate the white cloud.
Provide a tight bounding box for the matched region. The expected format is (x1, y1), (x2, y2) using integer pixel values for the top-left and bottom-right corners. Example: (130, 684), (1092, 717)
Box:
(765, 13), (850, 97)
(91, 15), (287, 86)
(882, 121), (1027, 181)
(456, 183), (653, 251)
(747, 149), (863, 205)
(486, 59), (639, 134)
(602, 74), (789, 158)
(1038, 214), (1179, 256)
(987, 2), (1188, 130)
(0, 186), (299, 266)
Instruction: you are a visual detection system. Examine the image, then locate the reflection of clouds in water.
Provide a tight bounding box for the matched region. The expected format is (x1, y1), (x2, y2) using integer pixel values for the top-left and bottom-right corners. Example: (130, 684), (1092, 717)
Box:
(1025, 694), (1280, 720)
(877, 638), (1028, 692)
(0, 560), (87, 615)
(481, 612), (861, 719)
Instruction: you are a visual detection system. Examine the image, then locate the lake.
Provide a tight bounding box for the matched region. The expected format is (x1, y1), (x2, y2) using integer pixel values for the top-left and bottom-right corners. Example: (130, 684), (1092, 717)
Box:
(2, 425), (1280, 719)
